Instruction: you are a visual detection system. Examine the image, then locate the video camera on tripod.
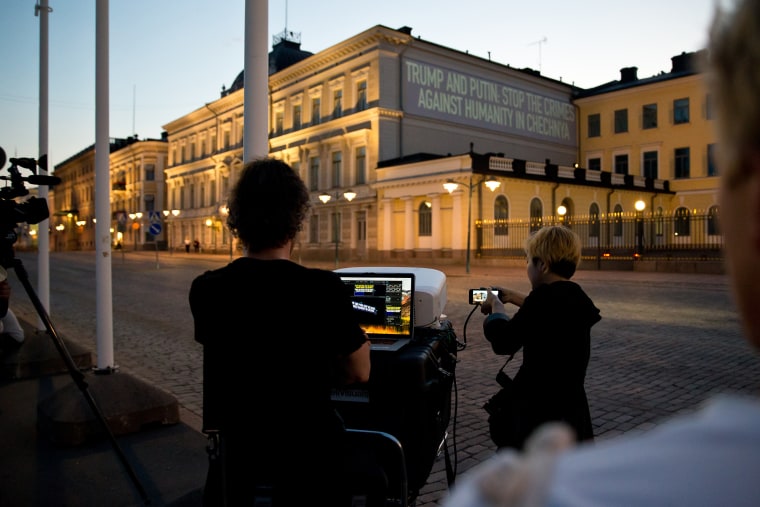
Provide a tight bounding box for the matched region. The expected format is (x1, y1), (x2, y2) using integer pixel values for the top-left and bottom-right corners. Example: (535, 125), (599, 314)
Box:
(0, 146), (60, 257)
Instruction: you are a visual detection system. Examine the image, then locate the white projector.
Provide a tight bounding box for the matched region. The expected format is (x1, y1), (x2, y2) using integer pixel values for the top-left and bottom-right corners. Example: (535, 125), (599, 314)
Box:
(335, 266), (447, 328)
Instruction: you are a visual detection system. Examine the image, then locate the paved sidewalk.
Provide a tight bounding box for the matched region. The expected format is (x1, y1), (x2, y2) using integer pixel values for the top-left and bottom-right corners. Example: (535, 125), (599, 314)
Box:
(1, 251), (758, 506)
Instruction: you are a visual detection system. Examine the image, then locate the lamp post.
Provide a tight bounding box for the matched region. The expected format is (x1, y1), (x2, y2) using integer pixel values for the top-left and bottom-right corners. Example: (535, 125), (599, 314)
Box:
(218, 203), (232, 260)
(128, 212), (142, 251)
(635, 199), (646, 259)
(162, 209), (180, 255)
(205, 218), (217, 254)
(443, 175), (501, 273)
(54, 223), (64, 252)
(318, 189), (357, 269)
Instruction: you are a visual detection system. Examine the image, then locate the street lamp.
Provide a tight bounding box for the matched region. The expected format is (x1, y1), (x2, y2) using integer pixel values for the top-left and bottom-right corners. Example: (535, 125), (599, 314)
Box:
(557, 205), (567, 225)
(205, 217), (217, 253)
(128, 212), (142, 251)
(162, 209), (180, 255)
(218, 203), (232, 260)
(318, 189), (357, 268)
(443, 175), (501, 273)
(635, 199), (646, 259)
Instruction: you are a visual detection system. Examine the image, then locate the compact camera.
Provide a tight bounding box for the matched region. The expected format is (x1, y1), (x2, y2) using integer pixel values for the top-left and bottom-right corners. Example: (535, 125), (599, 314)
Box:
(468, 288), (499, 305)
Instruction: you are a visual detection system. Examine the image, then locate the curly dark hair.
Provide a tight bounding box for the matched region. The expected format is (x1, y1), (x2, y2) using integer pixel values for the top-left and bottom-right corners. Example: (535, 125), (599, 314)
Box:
(226, 158), (311, 253)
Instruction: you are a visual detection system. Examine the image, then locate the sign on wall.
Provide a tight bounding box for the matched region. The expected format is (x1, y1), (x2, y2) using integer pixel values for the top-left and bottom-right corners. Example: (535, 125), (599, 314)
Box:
(403, 58), (576, 146)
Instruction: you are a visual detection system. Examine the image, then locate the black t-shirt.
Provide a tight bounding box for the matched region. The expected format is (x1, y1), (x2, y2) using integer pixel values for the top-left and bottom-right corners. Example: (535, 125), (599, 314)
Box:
(189, 258), (367, 499)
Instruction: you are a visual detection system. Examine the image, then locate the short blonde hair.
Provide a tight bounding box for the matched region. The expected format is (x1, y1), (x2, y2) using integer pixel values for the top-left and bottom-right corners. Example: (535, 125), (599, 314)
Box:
(705, 0), (760, 188)
(525, 225), (581, 278)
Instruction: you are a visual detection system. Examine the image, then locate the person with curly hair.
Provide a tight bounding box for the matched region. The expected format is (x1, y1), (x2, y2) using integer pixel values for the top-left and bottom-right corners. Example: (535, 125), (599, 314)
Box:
(190, 158), (371, 506)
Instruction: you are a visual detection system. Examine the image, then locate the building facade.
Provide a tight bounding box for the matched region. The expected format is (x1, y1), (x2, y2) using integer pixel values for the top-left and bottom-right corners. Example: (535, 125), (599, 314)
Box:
(48, 26), (718, 267)
(51, 136), (168, 252)
(574, 51), (717, 226)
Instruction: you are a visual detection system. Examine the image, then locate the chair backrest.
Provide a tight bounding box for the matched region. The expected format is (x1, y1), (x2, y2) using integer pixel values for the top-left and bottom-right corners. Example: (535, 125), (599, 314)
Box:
(345, 428), (409, 507)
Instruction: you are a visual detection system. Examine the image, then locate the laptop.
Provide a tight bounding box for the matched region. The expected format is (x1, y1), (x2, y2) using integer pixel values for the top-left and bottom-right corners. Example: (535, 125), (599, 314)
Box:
(339, 272), (415, 352)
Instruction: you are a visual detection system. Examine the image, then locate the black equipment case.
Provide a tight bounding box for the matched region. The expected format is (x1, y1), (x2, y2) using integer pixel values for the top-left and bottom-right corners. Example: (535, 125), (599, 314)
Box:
(331, 321), (458, 496)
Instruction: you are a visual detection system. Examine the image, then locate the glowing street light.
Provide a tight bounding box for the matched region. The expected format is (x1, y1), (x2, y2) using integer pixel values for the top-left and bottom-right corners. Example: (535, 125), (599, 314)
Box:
(443, 176), (501, 273)
(318, 189), (357, 268)
(162, 209), (180, 255)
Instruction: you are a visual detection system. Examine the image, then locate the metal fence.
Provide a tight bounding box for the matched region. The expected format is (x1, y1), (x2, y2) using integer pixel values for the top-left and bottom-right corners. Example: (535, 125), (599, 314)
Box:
(475, 211), (723, 262)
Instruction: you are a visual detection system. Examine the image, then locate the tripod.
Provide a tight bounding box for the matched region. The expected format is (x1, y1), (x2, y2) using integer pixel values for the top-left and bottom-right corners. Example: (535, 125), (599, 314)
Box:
(2, 239), (151, 504)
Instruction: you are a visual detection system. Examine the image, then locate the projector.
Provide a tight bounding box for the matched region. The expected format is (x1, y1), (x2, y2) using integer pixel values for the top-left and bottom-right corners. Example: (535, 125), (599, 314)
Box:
(335, 266), (447, 328)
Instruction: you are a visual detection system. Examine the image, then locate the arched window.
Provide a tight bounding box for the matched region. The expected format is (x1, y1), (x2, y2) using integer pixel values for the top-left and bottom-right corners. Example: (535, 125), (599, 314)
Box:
(613, 204), (623, 237)
(494, 195), (509, 236)
(707, 205), (719, 236)
(418, 201), (432, 237)
(589, 203), (600, 238)
(530, 198), (543, 233)
(675, 207), (691, 236)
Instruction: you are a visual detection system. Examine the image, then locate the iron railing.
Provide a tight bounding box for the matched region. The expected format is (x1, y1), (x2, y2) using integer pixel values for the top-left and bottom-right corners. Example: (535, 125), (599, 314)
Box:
(475, 211), (723, 262)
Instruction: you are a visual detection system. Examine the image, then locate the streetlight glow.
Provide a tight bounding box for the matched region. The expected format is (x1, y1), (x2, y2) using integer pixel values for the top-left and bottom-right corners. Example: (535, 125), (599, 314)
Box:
(443, 179), (459, 194)
(442, 175), (502, 273)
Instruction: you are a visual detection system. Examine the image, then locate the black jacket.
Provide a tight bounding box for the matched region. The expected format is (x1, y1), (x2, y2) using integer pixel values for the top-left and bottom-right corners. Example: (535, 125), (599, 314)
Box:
(483, 281), (601, 448)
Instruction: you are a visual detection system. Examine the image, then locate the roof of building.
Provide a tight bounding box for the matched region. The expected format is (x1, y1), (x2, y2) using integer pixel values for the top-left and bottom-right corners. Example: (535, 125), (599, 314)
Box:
(222, 30), (313, 97)
(574, 50), (707, 99)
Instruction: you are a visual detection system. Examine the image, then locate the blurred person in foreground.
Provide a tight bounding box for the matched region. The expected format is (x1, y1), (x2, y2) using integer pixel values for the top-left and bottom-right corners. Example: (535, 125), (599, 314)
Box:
(479, 225), (599, 451)
(442, 1), (760, 505)
(189, 158), (371, 506)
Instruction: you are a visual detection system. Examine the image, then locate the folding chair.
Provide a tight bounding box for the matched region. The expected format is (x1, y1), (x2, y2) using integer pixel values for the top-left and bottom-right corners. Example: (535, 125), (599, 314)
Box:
(345, 428), (409, 507)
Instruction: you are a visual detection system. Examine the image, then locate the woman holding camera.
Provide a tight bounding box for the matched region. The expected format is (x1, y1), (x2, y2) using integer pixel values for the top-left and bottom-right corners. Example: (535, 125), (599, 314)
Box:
(480, 225), (600, 450)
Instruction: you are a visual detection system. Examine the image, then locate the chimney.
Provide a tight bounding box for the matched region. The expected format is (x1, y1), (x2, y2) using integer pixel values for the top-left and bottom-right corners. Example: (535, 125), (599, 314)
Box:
(671, 51), (696, 73)
(620, 66), (638, 83)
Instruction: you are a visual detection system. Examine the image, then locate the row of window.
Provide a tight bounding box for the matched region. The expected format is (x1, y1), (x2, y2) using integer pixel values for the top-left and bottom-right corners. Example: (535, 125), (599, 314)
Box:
(169, 120), (240, 167)
(586, 143), (717, 179)
(587, 95), (711, 136)
(167, 175), (231, 211)
(298, 146), (367, 191)
(273, 79), (368, 136)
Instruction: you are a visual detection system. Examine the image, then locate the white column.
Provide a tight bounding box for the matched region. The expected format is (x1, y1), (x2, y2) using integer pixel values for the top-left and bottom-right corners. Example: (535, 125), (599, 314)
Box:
(36, 0), (51, 328)
(244, 0), (269, 161)
(382, 198), (393, 253)
(404, 197), (414, 252)
(95, 0), (114, 369)
(451, 189), (464, 251)
(431, 193), (442, 251)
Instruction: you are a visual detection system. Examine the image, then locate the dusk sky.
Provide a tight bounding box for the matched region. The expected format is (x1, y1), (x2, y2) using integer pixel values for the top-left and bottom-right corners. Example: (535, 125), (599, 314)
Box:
(0, 0), (723, 172)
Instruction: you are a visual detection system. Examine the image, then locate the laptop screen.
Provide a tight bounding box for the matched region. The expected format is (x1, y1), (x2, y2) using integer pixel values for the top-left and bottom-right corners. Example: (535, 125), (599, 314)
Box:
(339, 272), (415, 349)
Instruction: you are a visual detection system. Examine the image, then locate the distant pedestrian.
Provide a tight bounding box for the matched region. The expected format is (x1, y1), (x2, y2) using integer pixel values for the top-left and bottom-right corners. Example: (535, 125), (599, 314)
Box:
(193, 239), (200, 253)
(184, 239), (190, 253)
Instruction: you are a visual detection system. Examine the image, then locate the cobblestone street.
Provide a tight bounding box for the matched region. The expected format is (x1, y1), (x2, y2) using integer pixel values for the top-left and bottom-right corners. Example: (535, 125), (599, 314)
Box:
(6, 250), (757, 506)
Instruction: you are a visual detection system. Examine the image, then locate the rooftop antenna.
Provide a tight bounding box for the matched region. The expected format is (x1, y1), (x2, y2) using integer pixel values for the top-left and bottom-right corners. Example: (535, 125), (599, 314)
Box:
(528, 36), (548, 72)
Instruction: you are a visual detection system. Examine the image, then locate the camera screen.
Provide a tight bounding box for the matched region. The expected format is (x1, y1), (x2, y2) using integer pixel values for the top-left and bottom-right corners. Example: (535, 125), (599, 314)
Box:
(470, 288), (498, 304)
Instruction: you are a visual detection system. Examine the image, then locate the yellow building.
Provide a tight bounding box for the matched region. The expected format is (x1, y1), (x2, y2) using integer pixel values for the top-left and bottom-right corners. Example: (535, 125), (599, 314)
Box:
(52, 136), (168, 251)
(51, 26), (719, 268)
(163, 27), (613, 263)
(574, 51), (718, 222)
